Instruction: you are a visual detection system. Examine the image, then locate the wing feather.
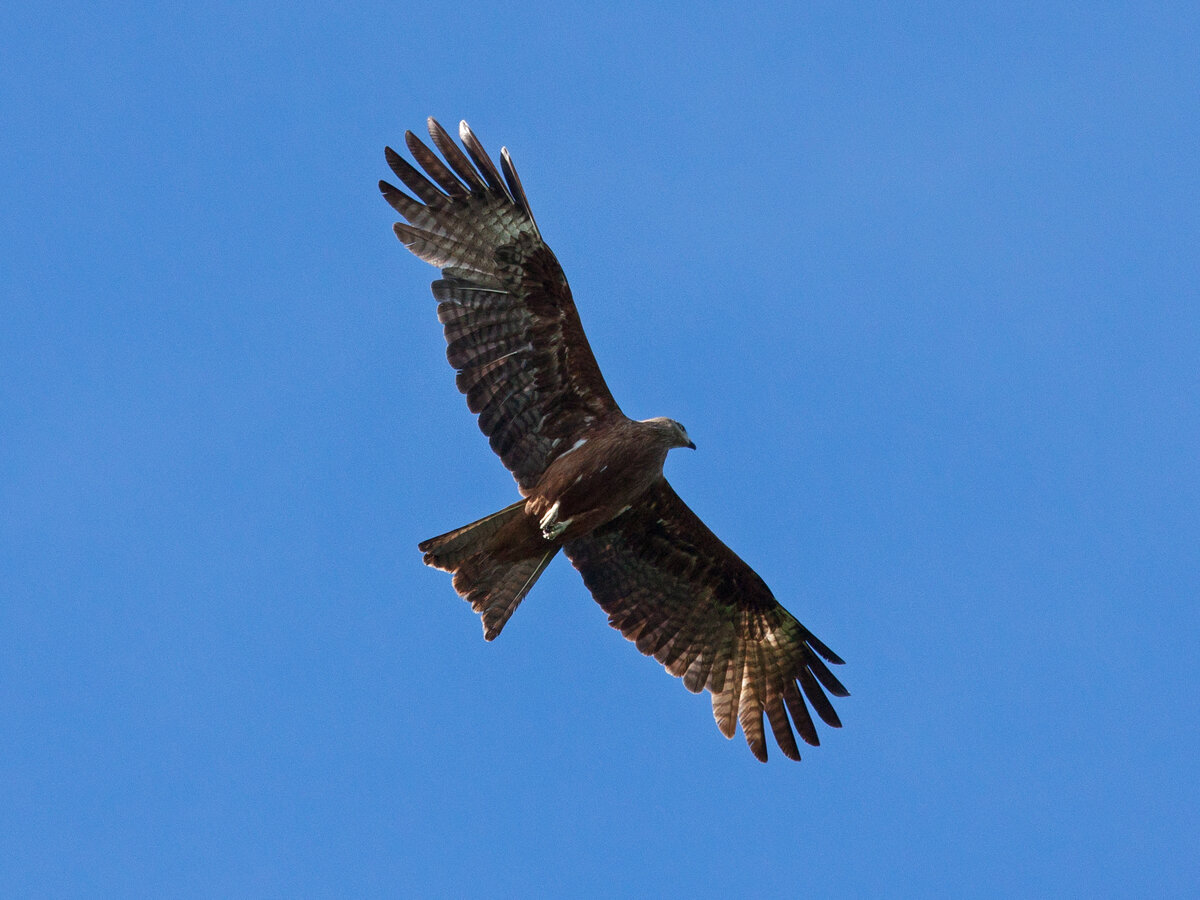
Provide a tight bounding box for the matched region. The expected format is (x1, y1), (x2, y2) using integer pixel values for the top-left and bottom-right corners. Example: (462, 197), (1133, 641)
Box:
(459, 120), (509, 195)
(739, 642), (768, 762)
(383, 119), (621, 490)
(500, 147), (540, 237)
(563, 479), (847, 762)
(808, 651), (851, 698)
(681, 645), (715, 694)
(385, 146), (446, 205)
(427, 117), (490, 194)
(715, 651), (744, 740)
(404, 130), (470, 198)
(379, 180), (439, 229)
(393, 223), (495, 278)
(782, 679), (820, 747)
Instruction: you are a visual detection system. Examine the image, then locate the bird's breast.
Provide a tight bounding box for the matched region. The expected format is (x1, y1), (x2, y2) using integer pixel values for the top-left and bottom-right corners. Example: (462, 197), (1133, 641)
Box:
(527, 435), (666, 540)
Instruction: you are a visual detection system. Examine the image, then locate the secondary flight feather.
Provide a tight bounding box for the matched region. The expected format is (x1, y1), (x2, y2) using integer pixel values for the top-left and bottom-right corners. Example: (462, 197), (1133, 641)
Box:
(381, 118), (848, 761)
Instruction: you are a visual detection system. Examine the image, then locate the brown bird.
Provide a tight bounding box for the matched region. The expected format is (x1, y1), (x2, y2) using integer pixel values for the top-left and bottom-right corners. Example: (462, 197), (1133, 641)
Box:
(381, 118), (848, 761)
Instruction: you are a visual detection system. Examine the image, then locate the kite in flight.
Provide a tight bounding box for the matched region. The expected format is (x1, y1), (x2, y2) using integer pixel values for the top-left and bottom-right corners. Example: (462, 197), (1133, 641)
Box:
(381, 118), (848, 761)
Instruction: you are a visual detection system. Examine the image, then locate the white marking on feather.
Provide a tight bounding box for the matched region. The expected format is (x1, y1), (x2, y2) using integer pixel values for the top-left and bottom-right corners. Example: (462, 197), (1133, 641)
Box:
(492, 344), (533, 364)
(557, 437), (588, 459)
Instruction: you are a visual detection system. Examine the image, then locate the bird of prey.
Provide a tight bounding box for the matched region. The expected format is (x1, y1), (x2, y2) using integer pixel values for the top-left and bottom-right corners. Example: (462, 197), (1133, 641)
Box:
(381, 118), (848, 762)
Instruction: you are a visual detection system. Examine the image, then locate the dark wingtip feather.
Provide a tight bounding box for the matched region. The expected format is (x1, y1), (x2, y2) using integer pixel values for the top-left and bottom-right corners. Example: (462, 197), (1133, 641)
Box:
(798, 667), (843, 729)
(500, 146), (541, 238)
(384, 144), (404, 172)
(810, 653), (851, 698)
(405, 128), (469, 198)
(748, 737), (768, 763)
(385, 146), (445, 205)
(766, 695), (802, 761)
(427, 117), (488, 193)
(379, 179), (417, 218)
(783, 680), (820, 747)
(804, 628), (845, 666)
(458, 120), (507, 195)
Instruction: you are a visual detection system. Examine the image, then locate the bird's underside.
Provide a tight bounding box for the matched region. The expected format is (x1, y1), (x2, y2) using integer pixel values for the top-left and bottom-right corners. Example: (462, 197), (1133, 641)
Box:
(382, 117), (848, 762)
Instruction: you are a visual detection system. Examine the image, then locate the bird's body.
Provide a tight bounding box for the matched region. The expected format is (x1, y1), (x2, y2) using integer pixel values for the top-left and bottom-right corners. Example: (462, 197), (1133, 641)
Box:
(382, 119), (848, 761)
(525, 416), (693, 542)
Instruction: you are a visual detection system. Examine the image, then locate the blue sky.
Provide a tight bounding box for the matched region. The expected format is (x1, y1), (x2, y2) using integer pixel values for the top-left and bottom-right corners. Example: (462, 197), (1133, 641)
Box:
(3, 2), (1198, 896)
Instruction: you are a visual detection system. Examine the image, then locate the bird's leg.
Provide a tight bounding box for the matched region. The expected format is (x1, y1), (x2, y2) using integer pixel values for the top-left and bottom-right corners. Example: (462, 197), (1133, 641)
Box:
(539, 501), (570, 540)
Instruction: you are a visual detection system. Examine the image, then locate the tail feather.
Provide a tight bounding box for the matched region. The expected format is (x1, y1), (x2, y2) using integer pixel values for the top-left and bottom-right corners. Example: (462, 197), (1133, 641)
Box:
(420, 501), (557, 640)
(472, 549), (556, 640)
(419, 500), (526, 569)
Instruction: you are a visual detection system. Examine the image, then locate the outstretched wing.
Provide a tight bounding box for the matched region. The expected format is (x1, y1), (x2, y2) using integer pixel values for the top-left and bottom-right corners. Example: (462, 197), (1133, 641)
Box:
(381, 118), (621, 491)
(563, 480), (849, 762)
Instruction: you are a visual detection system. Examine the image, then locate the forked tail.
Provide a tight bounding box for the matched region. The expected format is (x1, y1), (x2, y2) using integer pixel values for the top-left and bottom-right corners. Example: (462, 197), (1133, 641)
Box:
(419, 500), (557, 640)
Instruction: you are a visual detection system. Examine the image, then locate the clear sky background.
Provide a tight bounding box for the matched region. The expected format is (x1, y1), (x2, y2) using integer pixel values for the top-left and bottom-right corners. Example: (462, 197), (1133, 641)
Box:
(3, 2), (1198, 896)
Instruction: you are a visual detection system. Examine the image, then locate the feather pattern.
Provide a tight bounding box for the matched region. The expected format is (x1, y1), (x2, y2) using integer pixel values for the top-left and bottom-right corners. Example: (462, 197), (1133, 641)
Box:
(381, 118), (620, 490)
(564, 480), (848, 762)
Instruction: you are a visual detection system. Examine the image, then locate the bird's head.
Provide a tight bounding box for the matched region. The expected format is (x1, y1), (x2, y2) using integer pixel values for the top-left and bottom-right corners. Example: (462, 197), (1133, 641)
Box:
(645, 417), (695, 451)
(674, 420), (696, 450)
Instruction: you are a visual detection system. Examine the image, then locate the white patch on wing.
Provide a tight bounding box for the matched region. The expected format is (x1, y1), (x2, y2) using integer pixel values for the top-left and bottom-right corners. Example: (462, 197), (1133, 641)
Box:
(557, 437), (588, 459)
